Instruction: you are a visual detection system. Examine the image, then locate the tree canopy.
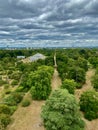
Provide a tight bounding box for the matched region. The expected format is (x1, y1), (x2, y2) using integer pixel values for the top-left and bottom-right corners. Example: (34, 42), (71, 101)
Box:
(61, 79), (77, 94)
(28, 66), (54, 100)
(41, 89), (85, 130)
(80, 90), (98, 120)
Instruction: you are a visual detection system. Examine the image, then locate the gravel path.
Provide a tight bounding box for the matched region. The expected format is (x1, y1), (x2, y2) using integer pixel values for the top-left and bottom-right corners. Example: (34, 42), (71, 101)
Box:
(75, 69), (95, 99)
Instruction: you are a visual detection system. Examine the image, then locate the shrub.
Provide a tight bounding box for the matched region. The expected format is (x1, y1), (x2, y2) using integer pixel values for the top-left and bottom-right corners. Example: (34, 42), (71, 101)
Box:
(67, 67), (86, 84)
(10, 106), (17, 115)
(4, 84), (9, 89)
(0, 105), (11, 115)
(80, 90), (98, 120)
(11, 71), (22, 80)
(15, 86), (24, 92)
(92, 74), (98, 91)
(76, 82), (83, 89)
(11, 79), (19, 86)
(41, 89), (85, 130)
(61, 79), (77, 94)
(19, 74), (30, 92)
(85, 111), (97, 121)
(21, 99), (31, 107)
(4, 96), (17, 106)
(4, 92), (24, 106)
(0, 114), (11, 128)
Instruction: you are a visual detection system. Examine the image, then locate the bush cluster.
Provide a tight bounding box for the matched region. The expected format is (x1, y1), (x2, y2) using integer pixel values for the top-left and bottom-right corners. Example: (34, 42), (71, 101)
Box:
(80, 90), (98, 120)
(21, 99), (31, 107)
(4, 92), (24, 106)
(0, 105), (12, 129)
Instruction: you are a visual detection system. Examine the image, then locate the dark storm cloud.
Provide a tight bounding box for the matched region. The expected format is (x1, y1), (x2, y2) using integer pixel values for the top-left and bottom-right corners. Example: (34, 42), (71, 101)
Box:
(0, 0), (98, 47)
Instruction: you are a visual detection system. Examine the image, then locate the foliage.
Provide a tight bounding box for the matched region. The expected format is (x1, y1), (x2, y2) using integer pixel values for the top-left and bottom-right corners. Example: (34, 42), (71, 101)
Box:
(15, 86), (25, 92)
(21, 99), (31, 107)
(56, 49), (87, 84)
(11, 79), (19, 86)
(10, 106), (17, 115)
(0, 48), (98, 128)
(76, 82), (83, 89)
(29, 66), (54, 100)
(80, 90), (98, 120)
(67, 67), (86, 85)
(0, 105), (11, 115)
(92, 74), (98, 91)
(45, 56), (54, 66)
(89, 57), (98, 68)
(0, 114), (11, 128)
(61, 79), (77, 94)
(77, 57), (88, 71)
(19, 73), (30, 92)
(0, 79), (8, 86)
(10, 71), (22, 80)
(41, 89), (85, 130)
(4, 92), (24, 106)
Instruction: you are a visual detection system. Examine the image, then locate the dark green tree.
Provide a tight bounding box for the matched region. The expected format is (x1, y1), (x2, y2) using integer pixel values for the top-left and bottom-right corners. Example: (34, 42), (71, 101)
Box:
(80, 90), (98, 120)
(92, 74), (98, 91)
(77, 57), (88, 71)
(67, 67), (86, 85)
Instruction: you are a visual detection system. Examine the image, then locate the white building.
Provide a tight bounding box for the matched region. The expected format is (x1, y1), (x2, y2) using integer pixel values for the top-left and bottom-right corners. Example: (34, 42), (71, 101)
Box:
(29, 53), (46, 62)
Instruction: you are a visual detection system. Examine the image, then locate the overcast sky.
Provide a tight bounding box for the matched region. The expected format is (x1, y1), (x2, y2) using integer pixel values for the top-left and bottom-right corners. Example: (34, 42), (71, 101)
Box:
(0, 0), (98, 47)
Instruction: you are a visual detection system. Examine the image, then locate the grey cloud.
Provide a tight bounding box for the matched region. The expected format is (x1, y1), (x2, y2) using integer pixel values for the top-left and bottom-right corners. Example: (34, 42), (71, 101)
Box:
(0, 0), (98, 47)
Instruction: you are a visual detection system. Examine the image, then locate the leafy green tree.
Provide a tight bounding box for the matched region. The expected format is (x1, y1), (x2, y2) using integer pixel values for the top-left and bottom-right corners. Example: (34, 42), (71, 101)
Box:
(41, 89), (85, 130)
(77, 57), (88, 71)
(67, 67), (86, 85)
(61, 79), (77, 94)
(88, 57), (98, 68)
(67, 58), (76, 67)
(80, 90), (98, 120)
(4, 92), (24, 106)
(45, 56), (54, 66)
(28, 66), (54, 100)
(92, 74), (98, 91)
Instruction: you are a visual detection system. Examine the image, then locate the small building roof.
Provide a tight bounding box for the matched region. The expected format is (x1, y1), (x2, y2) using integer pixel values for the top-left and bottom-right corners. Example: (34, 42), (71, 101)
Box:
(29, 53), (46, 62)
